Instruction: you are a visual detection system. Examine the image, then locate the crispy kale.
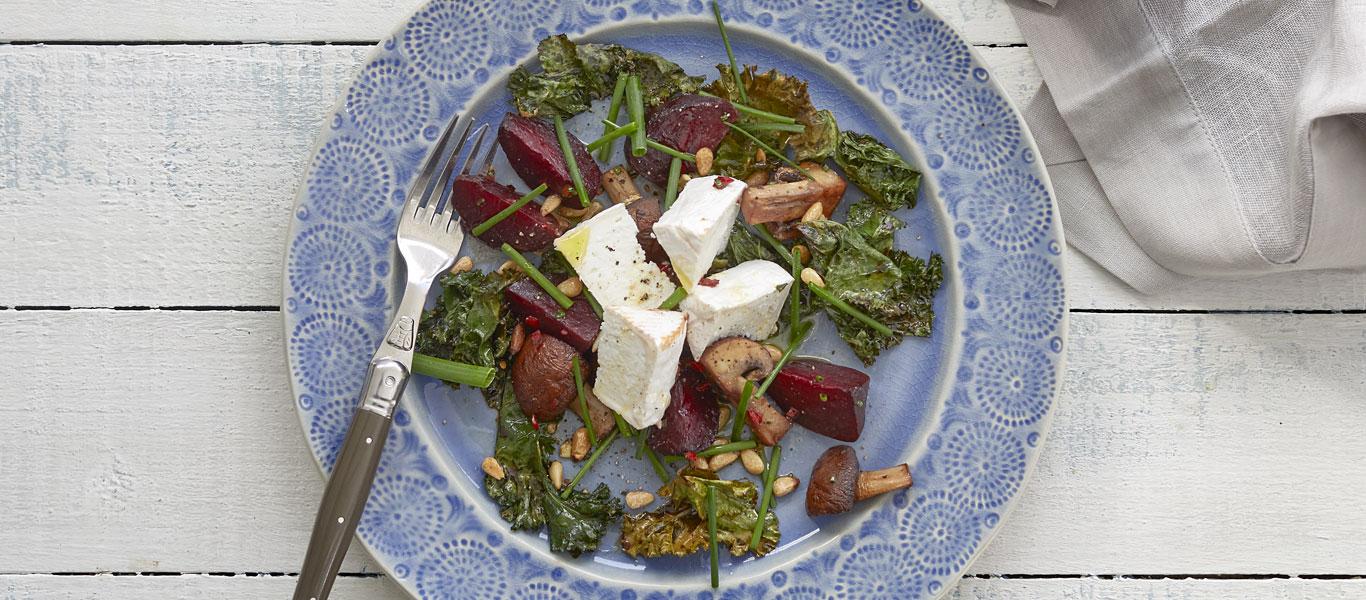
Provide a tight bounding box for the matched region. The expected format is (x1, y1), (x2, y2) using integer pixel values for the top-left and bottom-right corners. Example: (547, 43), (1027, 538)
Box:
(508, 35), (703, 119)
(799, 217), (942, 364)
(542, 479), (623, 557)
(718, 222), (781, 268)
(833, 131), (921, 210)
(705, 65), (839, 176)
(416, 268), (518, 403)
(845, 200), (904, 255)
(620, 469), (779, 558)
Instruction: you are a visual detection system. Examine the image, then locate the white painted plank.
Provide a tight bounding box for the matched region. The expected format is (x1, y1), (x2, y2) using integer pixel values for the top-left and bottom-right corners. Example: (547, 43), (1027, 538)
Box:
(2, 44), (1362, 311)
(2, 310), (1364, 574)
(3, 574), (1364, 600)
(0, 0), (1022, 45)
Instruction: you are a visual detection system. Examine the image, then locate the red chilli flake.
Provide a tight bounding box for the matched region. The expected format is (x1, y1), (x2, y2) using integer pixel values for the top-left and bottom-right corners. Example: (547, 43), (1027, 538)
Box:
(685, 451), (699, 462)
(531, 415), (540, 430)
(785, 407), (800, 419)
(689, 361), (705, 373)
(524, 315), (540, 328)
(713, 175), (735, 189)
(698, 277), (719, 287)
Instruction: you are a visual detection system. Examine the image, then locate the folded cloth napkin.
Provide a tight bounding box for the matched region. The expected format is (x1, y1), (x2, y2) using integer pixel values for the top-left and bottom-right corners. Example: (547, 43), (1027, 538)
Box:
(1007, 0), (1366, 292)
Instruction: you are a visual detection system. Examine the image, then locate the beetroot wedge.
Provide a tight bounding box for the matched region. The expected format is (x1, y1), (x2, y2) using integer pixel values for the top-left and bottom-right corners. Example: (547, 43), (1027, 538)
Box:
(498, 112), (603, 200)
(504, 277), (601, 353)
(449, 174), (561, 252)
(627, 94), (738, 185)
(768, 359), (870, 442)
(648, 364), (721, 455)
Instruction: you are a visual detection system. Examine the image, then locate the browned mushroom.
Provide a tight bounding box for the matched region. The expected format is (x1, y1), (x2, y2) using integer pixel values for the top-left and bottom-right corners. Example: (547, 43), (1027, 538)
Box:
(805, 445), (912, 516)
(511, 330), (584, 422)
(567, 381), (616, 438)
(698, 337), (793, 445)
(739, 163), (847, 227)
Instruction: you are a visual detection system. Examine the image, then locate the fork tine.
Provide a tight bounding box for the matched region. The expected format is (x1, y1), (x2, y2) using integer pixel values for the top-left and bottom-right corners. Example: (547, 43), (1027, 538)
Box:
(429, 123), (486, 215)
(458, 125), (491, 177)
(404, 115), (472, 216)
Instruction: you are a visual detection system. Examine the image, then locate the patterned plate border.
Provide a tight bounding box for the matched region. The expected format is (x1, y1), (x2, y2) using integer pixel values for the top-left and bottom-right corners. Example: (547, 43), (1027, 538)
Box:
(282, 1), (1067, 598)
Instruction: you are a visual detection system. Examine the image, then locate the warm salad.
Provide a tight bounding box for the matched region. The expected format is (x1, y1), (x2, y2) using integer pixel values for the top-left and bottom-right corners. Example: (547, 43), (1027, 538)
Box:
(410, 5), (942, 587)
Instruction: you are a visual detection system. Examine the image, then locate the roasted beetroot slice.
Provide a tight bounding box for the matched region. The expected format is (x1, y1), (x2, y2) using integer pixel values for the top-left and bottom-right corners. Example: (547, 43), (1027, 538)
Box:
(627, 94), (738, 185)
(504, 277), (601, 353)
(648, 366), (721, 455)
(498, 113), (603, 200)
(769, 359), (869, 442)
(449, 174), (560, 252)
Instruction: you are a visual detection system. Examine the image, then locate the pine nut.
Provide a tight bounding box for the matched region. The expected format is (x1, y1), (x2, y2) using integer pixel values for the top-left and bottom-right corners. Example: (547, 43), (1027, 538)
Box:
(717, 405), (732, 429)
(801, 202), (825, 223)
(481, 457), (505, 480)
(557, 277), (583, 298)
(800, 267), (825, 287)
(510, 323), (526, 355)
(549, 461), (565, 490)
(559, 440), (573, 458)
(571, 427), (591, 461)
(714, 437), (730, 446)
(450, 256), (474, 274)
(740, 449), (765, 475)
(691, 455), (710, 470)
(679, 174), (692, 186)
(497, 259), (519, 275)
(709, 452), (738, 471)
(695, 147), (714, 176)
(545, 422), (557, 434)
(755, 148), (767, 163)
(773, 475), (799, 497)
(625, 490), (655, 509)
(792, 244), (811, 265)
(541, 194), (562, 216)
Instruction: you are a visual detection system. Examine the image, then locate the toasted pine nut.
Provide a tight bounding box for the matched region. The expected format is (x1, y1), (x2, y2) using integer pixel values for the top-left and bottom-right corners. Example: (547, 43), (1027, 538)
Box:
(800, 267), (825, 287)
(773, 475), (799, 497)
(510, 323), (526, 355)
(695, 147), (714, 176)
(744, 170), (769, 187)
(549, 461), (564, 490)
(792, 244), (811, 265)
(690, 455), (710, 470)
(541, 194), (562, 216)
(557, 204), (592, 218)
(755, 148), (767, 163)
(558, 277), (583, 298)
(717, 405), (732, 429)
(559, 440), (573, 458)
(679, 174), (692, 186)
(571, 427), (590, 461)
(709, 452), (739, 471)
(740, 449), (765, 475)
(545, 422), (557, 434)
(714, 437), (730, 446)
(497, 259), (519, 275)
(450, 256), (474, 274)
(801, 202), (825, 223)
(481, 457), (505, 480)
(625, 490), (655, 509)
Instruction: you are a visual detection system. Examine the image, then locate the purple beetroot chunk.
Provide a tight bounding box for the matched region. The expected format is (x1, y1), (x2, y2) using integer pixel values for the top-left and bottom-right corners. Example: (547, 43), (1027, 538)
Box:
(768, 359), (870, 442)
(648, 366), (721, 455)
(498, 112), (603, 200)
(504, 277), (601, 353)
(627, 94), (738, 185)
(449, 174), (561, 252)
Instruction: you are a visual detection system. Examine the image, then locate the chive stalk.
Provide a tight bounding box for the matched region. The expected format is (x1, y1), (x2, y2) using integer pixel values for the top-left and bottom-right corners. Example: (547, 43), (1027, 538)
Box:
(572, 355), (597, 446)
(582, 288), (604, 318)
(644, 445), (670, 484)
(597, 74), (629, 161)
(586, 120), (638, 152)
(807, 283), (894, 337)
(712, 1), (747, 105)
(749, 444), (781, 550)
(664, 157), (683, 209)
(731, 380), (756, 442)
(612, 411), (637, 440)
(787, 243), (802, 344)
(697, 439), (757, 458)
(635, 433), (648, 459)
(627, 75), (647, 157)
(724, 122), (813, 178)
(707, 483), (720, 588)
(471, 183), (547, 237)
(739, 122), (806, 133)
(553, 116), (592, 208)
(560, 428), (619, 499)
(603, 120), (696, 162)
(412, 353), (495, 388)
(500, 243), (573, 309)
(658, 286), (687, 310)
(698, 91), (796, 123)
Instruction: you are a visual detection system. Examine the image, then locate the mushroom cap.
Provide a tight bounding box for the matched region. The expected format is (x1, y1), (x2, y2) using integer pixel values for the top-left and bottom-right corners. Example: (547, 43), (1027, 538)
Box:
(698, 336), (776, 402)
(512, 330), (583, 422)
(806, 445), (860, 516)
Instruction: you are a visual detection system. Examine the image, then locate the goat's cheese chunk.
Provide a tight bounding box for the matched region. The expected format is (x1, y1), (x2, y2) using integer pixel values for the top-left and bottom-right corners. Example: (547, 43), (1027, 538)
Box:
(652, 175), (745, 290)
(594, 306), (687, 429)
(679, 259), (793, 356)
(554, 203), (675, 308)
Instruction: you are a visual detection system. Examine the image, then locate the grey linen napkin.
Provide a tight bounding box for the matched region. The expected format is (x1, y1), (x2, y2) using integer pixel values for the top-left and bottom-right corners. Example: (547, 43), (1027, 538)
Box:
(1007, 0), (1366, 292)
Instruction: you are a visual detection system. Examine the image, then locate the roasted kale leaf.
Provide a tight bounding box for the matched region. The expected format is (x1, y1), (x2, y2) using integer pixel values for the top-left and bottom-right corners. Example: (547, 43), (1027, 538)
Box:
(834, 131), (921, 210)
(845, 200), (905, 255)
(718, 222), (781, 268)
(799, 218), (942, 364)
(620, 468), (779, 558)
(542, 479), (623, 557)
(508, 35), (703, 119)
(416, 268), (517, 402)
(705, 65), (839, 177)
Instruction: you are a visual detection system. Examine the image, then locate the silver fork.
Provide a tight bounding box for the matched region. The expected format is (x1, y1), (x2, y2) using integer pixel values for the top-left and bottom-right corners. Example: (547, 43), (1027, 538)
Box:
(294, 115), (494, 600)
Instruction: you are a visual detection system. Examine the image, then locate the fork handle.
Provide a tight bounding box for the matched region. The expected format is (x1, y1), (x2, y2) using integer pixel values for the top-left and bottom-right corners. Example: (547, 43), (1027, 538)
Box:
(293, 359), (408, 600)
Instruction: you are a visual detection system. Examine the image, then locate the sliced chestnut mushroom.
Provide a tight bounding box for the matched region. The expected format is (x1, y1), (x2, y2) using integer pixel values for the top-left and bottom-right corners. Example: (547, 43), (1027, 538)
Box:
(698, 337), (793, 445)
(511, 330), (584, 422)
(806, 445), (912, 516)
(567, 381), (616, 438)
(739, 163), (848, 227)
(743, 395), (793, 446)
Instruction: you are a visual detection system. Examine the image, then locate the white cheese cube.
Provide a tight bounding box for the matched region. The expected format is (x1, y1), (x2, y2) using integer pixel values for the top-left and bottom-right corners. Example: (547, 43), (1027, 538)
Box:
(679, 259), (793, 356)
(594, 305), (688, 429)
(554, 203), (675, 309)
(652, 175), (745, 290)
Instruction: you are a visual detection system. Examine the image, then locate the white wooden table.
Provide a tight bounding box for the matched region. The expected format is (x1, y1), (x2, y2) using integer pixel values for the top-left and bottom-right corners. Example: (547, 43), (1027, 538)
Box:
(3, 2), (1365, 598)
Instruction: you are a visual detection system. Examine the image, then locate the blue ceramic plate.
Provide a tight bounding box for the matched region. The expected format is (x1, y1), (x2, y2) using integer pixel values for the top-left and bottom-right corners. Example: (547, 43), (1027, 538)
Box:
(284, 1), (1066, 598)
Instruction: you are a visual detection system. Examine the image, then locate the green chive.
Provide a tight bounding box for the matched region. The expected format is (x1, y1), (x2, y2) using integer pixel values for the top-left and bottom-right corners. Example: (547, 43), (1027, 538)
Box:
(501, 243), (573, 309)
(787, 242), (802, 344)
(560, 428), (619, 499)
(604, 120), (696, 162)
(627, 75), (647, 157)
(707, 482), (720, 588)
(553, 116), (591, 208)
(582, 288), (604, 319)
(471, 183), (547, 237)
(644, 445), (671, 484)
(411, 353), (495, 388)
(657, 286), (687, 310)
(699, 91), (796, 124)
(635, 433), (648, 459)
(731, 380), (755, 442)
(740, 122), (806, 133)
(572, 355), (596, 446)
(586, 120), (637, 152)
(664, 157), (683, 209)
(612, 411), (636, 439)
(712, 1), (748, 105)
(597, 74), (629, 161)
(807, 283), (894, 337)
(758, 321), (812, 398)
(749, 444), (781, 551)
(724, 122), (812, 178)
(697, 439), (757, 458)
